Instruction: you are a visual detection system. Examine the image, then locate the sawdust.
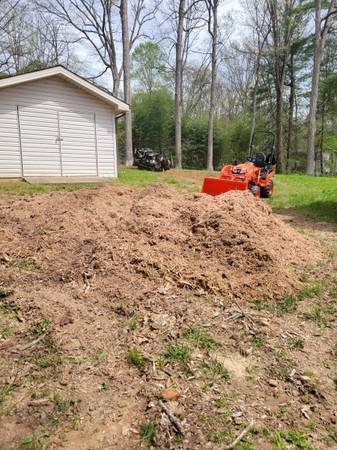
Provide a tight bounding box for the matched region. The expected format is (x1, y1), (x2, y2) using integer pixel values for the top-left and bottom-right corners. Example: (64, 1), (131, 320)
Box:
(0, 184), (325, 449)
(0, 184), (317, 300)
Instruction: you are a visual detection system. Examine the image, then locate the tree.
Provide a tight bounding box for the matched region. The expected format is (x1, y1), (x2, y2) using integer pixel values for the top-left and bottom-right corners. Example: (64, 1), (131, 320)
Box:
(38, 0), (122, 94)
(132, 42), (166, 93)
(132, 88), (174, 153)
(0, 0), (20, 71)
(242, 0), (271, 152)
(266, 0), (299, 173)
(120, 0), (133, 166)
(306, 0), (336, 175)
(175, 0), (185, 168)
(206, 0), (219, 171)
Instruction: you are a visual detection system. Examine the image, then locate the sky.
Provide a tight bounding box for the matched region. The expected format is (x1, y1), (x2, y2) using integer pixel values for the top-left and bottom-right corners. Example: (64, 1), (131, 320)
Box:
(73, 0), (246, 91)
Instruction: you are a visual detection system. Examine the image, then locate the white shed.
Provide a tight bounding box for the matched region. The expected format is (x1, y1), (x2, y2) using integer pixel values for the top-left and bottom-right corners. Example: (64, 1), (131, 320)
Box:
(0, 66), (129, 179)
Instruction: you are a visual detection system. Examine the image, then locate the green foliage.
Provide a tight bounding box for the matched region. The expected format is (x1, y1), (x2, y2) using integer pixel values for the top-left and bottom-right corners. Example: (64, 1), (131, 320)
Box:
(132, 42), (166, 93)
(32, 318), (50, 336)
(183, 327), (217, 350)
(0, 383), (15, 410)
(18, 435), (46, 450)
(0, 289), (12, 299)
(163, 343), (191, 361)
(92, 347), (108, 364)
(0, 325), (13, 340)
(276, 295), (297, 313)
(141, 420), (156, 446)
(182, 115), (228, 169)
(297, 282), (323, 300)
(34, 335), (63, 370)
(289, 338), (305, 349)
(204, 360), (230, 380)
(269, 174), (337, 223)
(18, 60), (49, 75)
(132, 88), (174, 155)
(252, 335), (267, 347)
(127, 348), (148, 369)
(128, 314), (138, 331)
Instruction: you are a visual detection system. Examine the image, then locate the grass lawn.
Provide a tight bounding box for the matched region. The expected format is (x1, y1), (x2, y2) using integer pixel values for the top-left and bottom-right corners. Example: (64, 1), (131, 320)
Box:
(0, 168), (336, 222)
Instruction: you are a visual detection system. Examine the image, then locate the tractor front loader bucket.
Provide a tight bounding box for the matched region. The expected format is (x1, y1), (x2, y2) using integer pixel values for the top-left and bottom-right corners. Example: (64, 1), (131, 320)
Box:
(201, 177), (248, 196)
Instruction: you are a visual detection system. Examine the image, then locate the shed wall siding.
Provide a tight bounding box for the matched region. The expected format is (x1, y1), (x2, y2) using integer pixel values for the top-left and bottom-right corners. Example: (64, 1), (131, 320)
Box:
(0, 76), (117, 177)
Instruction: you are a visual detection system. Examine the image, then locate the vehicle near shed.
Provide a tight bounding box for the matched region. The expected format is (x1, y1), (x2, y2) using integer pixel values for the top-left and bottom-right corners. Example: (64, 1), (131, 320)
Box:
(133, 148), (171, 171)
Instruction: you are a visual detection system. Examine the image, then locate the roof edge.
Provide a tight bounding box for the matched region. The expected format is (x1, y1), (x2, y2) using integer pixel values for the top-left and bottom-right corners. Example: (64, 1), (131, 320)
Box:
(0, 65), (129, 113)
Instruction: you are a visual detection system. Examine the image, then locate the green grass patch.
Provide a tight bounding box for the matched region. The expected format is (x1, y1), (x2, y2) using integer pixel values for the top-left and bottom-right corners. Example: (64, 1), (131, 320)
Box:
(127, 312), (138, 331)
(31, 318), (50, 336)
(0, 383), (15, 413)
(163, 343), (191, 361)
(304, 307), (331, 327)
(33, 335), (63, 371)
(0, 325), (13, 340)
(252, 335), (267, 347)
(272, 430), (314, 450)
(127, 348), (148, 369)
(288, 338), (305, 350)
(92, 347), (108, 364)
(0, 295), (20, 321)
(269, 174), (337, 223)
(297, 283), (324, 300)
(141, 420), (156, 446)
(0, 180), (97, 197)
(183, 327), (217, 350)
(18, 434), (48, 450)
(13, 258), (41, 272)
(204, 359), (230, 380)
(276, 295), (297, 313)
(0, 289), (13, 299)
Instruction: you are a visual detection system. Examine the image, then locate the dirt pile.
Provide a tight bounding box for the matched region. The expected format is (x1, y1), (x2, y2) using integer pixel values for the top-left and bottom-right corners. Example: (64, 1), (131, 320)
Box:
(0, 184), (325, 450)
(0, 184), (317, 300)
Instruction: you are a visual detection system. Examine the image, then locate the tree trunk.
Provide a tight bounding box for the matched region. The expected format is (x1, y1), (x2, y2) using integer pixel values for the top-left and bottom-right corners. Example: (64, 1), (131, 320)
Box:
(248, 73), (258, 156)
(286, 52), (295, 172)
(120, 0), (133, 167)
(275, 85), (284, 173)
(294, 90), (298, 171)
(207, 0), (218, 171)
(319, 104), (325, 174)
(306, 0), (335, 175)
(175, 0), (185, 169)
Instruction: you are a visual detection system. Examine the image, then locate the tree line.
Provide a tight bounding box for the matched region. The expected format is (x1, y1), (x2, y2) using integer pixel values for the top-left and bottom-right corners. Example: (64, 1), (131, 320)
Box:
(1, 0), (337, 175)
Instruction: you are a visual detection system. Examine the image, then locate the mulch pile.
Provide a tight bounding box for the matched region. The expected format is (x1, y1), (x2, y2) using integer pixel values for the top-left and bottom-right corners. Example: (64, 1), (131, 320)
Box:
(0, 184), (317, 301)
(0, 184), (321, 449)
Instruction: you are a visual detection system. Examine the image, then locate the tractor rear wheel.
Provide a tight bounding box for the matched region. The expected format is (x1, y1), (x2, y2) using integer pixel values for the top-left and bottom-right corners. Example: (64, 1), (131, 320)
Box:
(249, 185), (261, 198)
(260, 180), (274, 198)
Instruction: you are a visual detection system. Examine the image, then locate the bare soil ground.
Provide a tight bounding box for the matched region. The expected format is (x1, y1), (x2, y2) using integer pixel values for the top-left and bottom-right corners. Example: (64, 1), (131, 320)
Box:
(0, 185), (336, 450)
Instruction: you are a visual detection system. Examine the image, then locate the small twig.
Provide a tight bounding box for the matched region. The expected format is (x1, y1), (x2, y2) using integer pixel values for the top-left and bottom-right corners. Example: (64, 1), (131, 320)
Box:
(159, 400), (184, 434)
(224, 311), (244, 321)
(223, 419), (254, 449)
(20, 334), (46, 351)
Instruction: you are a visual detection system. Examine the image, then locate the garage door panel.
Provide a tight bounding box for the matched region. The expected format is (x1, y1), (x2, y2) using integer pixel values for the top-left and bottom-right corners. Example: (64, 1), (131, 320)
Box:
(19, 107), (61, 177)
(0, 104), (22, 177)
(60, 111), (97, 176)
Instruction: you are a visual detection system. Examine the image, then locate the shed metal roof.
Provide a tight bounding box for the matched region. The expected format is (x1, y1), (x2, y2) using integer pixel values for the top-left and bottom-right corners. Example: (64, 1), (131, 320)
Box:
(0, 66), (129, 114)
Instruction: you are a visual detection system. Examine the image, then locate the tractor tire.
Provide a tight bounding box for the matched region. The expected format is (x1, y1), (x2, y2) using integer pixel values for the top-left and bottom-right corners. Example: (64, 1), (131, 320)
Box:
(260, 180), (274, 198)
(249, 185), (261, 198)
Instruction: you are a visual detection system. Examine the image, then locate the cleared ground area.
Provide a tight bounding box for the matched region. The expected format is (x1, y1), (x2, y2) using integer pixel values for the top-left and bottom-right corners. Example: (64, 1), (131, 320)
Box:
(0, 172), (336, 449)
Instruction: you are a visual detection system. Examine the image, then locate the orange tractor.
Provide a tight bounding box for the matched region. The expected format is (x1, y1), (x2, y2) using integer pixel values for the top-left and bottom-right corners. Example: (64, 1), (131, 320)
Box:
(201, 131), (276, 198)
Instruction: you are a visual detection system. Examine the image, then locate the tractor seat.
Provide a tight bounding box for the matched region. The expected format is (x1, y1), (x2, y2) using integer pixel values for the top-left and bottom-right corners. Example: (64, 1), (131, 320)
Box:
(253, 152), (266, 168)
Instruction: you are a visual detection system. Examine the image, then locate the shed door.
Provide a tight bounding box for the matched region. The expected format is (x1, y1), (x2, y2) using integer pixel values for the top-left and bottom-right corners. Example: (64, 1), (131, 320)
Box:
(0, 104), (22, 177)
(59, 111), (98, 176)
(19, 106), (61, 176)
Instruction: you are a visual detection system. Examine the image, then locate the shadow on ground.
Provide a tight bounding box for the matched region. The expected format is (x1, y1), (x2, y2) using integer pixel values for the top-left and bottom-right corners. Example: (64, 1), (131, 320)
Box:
(274, 200), (336, 228)
(275, 204), (336, 233)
